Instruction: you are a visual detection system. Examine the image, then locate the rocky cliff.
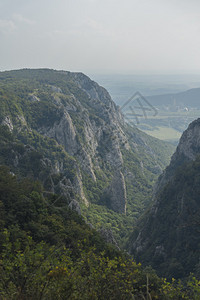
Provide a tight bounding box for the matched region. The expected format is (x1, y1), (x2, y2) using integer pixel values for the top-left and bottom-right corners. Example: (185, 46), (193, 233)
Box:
(0, 69), (174, 245)
(130, 118), (200, 279)
(153, 118), (200, 206)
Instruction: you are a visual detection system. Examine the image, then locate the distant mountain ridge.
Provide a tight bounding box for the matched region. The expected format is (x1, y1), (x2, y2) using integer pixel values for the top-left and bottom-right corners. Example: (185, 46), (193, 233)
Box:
(147, 87), (200, 107)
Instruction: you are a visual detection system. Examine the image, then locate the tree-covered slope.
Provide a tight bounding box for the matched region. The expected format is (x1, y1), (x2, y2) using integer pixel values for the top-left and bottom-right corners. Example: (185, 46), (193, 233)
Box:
(0, 68), (175, 246)
(1, 166), (200, 299)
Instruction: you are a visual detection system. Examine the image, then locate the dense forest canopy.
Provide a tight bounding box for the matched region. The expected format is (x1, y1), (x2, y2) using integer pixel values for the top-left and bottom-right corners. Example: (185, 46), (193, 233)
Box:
(0, 166), (200, 299)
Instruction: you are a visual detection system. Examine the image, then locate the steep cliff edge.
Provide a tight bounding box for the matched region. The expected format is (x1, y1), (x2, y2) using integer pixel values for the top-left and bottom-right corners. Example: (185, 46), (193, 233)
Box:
(130, 118), (200, 279)
(0, 68), (174, 246)
(154, 118), (200, 198)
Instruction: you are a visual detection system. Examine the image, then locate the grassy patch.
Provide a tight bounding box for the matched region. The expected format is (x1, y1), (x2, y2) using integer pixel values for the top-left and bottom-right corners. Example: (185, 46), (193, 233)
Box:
(142, 126), (182, 141)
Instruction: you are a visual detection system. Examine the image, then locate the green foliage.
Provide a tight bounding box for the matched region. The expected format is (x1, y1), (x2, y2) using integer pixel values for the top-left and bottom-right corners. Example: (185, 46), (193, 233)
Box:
(0, 166), (200, 299)
(81, 203), (136, 248)
(125, 124), (175, 170)
(1, 232), (200, 299)
(0, 69), (175, 251)
(0, 69), (184, 290)
(0, 123), (77, 198)
(0, 166), (108, 249)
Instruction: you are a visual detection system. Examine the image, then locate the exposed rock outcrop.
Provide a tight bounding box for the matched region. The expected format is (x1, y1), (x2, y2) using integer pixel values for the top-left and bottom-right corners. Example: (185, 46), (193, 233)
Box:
(69, 199), (81, 215)
(41, 111), (78, 156)
(2, 116), (13, 131)
(98, 227), (120, 250)
(0, 69), (174, 217)
(153, 118), (200, 202)
(130, 118), (200, 279)
(108, 171), (127, 214)
(29, 94), (40, 102)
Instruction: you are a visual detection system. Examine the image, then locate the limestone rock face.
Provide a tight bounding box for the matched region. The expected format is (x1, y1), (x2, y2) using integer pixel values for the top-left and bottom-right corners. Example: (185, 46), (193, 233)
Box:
(108, 171), (127, 214)
(40, 111), (78, 156)
(173, 118), (200, 161)
(0, 69), (174, 216)
(154, 118), (200, 200)
(69, 199), (81, 215)
(73, 72), (113, 106)
(98, 227), (120, 250)
(73, 167), (89, 206)
(2, 116), (13, 131)
(34, 72), (128, 207)
(29, 94), (40, 102)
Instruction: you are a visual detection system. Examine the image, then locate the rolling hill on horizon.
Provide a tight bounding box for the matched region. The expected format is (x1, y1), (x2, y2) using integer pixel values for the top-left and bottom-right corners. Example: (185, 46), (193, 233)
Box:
(147, 87), (200, 108)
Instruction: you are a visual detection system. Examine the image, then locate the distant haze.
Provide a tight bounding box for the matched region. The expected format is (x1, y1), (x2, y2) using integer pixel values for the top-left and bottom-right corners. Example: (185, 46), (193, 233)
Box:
(90, 74), (200, 105)
(1, 0), (200, 74)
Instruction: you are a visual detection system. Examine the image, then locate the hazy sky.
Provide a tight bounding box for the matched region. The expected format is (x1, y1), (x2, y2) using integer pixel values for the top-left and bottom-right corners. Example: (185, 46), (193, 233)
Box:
(1, 0), (200, 74)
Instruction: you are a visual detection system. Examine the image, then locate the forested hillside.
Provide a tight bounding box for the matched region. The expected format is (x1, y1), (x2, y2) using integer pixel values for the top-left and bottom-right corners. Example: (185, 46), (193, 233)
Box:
(0, 69), (200, 298)
(1, 167), (200, 299)
(0, 68), (174, 246)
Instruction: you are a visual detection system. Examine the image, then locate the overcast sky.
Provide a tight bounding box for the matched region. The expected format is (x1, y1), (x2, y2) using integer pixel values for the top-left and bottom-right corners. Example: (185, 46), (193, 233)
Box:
(0, 0), (200, 74)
